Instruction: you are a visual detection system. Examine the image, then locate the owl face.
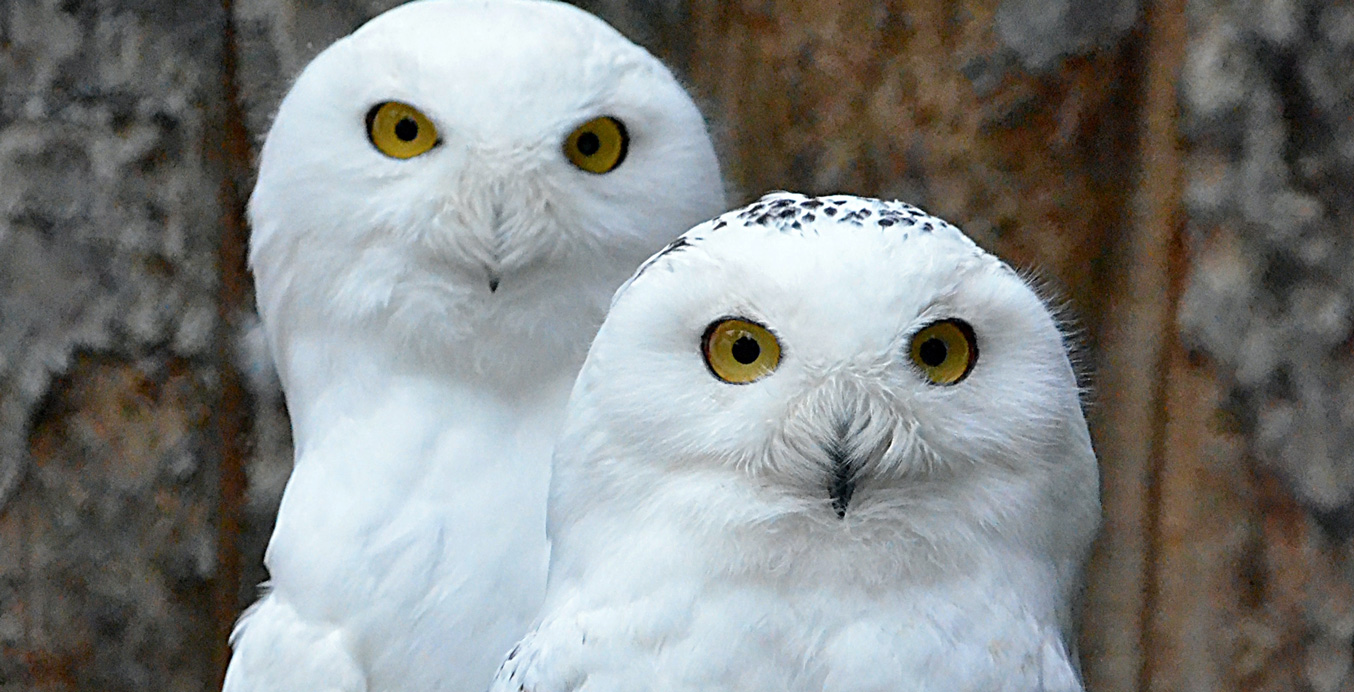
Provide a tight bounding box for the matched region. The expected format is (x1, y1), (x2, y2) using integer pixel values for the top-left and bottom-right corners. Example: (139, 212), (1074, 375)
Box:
(248, 0), (723, 374)
(560, 194), (1097, 555)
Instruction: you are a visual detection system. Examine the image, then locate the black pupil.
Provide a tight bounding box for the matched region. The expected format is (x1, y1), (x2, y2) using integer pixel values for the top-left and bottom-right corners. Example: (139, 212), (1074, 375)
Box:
(577, 131), (601, 156)
(919, 337), (948, 367)
(731, 335), (761, 365)
(394, 117), (419, 142)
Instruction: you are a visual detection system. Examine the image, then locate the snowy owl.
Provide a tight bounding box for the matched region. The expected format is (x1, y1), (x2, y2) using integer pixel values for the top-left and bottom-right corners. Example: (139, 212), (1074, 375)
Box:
(492, 193), (1100, 692)
(222, 1), (724, 691)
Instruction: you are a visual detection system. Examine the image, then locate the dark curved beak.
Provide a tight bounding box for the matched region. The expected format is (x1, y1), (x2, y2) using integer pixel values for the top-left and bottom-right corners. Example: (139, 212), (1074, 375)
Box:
(826, 439), (857, 519)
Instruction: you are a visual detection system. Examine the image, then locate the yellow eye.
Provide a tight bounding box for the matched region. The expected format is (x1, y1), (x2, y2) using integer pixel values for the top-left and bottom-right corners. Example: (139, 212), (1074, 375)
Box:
(909, 319), (978, 385)
(564, 116), (628, 174)
(366, 101), (438, 159)
(702, 318), (782, 384)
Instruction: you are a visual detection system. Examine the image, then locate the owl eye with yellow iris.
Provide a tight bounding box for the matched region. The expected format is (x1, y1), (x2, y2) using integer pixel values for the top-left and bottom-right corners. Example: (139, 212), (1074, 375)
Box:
(564, 116), (628, 174)
(702, 318), (781, 384)
(909, 319), (978, 385)
(366, 101), (439, 159)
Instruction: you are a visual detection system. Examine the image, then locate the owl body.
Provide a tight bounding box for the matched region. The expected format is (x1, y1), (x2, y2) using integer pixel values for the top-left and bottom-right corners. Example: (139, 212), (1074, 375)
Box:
(501, 529), (1079, 691)
(493, 194), (1098, 692)
(224, 1), (724, 690)
(237, 353), (574, 692)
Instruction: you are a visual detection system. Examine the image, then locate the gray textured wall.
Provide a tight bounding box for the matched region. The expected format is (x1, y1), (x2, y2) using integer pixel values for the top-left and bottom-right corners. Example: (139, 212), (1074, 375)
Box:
(1, 1), (228, 687)
(2, 1), (1352, 691)
(1183, 1), (1354, 531)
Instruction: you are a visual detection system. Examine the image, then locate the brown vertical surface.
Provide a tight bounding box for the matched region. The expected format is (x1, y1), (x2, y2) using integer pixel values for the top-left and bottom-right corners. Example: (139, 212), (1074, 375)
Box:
(1149, 347), (1253, 691)
(211, 0), (256, 684)
(686, 0), (1132, 322)
(1085, 0), (1187, 690)
(1124, 9), (1235, 691)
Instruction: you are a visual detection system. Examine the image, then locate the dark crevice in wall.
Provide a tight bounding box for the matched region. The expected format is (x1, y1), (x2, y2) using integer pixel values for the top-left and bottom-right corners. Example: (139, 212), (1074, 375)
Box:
(1131, 0), (1189, 690)
(1077, 38), (1148, 405)
(212, 0), (255, 686)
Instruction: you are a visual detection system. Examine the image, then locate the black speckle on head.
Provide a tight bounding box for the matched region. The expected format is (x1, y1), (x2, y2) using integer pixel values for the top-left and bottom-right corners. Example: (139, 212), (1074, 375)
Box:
(841, 210), (867, 224)
(658, 236), (689, 256)
(624, 234), (701, 287)
(718, 194), (973, 247)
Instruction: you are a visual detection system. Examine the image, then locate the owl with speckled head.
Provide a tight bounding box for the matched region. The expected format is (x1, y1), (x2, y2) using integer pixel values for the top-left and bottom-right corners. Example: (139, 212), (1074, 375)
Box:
(493, 192), (1100, 692)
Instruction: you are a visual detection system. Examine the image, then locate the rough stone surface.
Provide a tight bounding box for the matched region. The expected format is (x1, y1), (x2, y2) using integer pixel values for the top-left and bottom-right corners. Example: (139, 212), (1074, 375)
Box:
(3, 356), (218, 690)
(1181, 0), (1354, 520)
(0, 0), (223, 509)
(1177, 0), (1354, 689)
(995, 0), (1141, 71)
(0, 0), (227, 688)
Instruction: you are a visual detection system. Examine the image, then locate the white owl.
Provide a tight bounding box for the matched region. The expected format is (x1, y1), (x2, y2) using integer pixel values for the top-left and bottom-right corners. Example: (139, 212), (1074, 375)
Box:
(492, 193), (1100, 692)
(222, 2), (724, 691)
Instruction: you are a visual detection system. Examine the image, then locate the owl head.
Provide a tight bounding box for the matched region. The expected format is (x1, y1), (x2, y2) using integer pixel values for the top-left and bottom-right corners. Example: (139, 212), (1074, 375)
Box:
(550, 193), (1099, 588)
(248, 0), (724, 383)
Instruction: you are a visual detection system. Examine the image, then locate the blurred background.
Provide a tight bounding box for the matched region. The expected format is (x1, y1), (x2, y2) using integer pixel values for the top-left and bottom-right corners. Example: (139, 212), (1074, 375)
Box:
(0, 0), (1349, 690)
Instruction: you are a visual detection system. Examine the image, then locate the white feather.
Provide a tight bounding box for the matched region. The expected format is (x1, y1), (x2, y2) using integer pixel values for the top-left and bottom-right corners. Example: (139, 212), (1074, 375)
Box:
(493, 193), (1099, 692)
(225, 2), (724, 690)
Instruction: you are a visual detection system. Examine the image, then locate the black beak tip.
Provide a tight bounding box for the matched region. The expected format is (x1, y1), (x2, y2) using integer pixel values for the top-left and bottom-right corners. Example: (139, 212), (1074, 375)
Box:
(830, 473), (855, 519)
(488, 277), (500, 293)
(831, 483), (854, 519)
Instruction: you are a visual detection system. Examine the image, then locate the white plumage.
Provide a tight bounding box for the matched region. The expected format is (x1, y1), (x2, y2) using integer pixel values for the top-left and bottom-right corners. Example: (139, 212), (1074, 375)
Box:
(223, 2), (724, 690)
(493, 193), (1100, 692)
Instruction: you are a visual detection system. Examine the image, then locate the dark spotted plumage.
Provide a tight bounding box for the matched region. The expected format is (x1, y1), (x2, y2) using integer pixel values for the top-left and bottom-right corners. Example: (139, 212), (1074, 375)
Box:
(705, 192), (940, 237)
(653, 236), (691, 260)
(619, 192), (977, 294)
